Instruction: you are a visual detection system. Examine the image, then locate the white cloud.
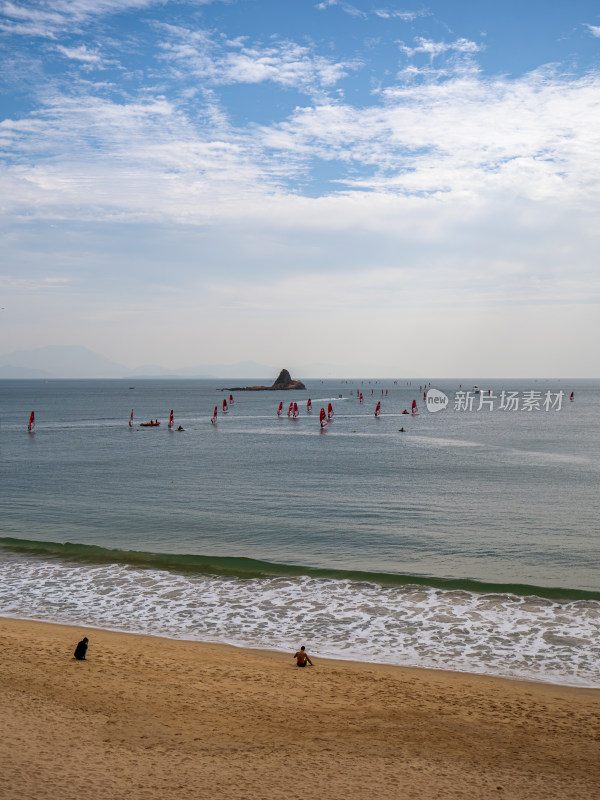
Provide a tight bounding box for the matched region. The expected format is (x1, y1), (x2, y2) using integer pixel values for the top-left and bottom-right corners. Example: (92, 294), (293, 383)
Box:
(55, 44), (105, 66)
(374, 9), (427, 22)
(2, 64), (600, 247)
(157, 25), (356, 98)
(398, 36), (481, 60)
(258, 69), (600, 204)
(585, 24), (600, 38)
(0, 0), (223, 38)
(0, 0), (149, 37)
(0, 274), (72, 290)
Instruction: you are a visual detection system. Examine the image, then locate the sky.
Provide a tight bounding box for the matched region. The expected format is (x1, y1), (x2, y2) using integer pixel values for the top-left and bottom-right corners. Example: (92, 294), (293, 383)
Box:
(1, 0), (599, 377)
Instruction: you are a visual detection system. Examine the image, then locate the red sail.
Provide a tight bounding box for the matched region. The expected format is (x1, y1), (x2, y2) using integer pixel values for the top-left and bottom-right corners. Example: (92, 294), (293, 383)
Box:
(375, 401), (381, 417)
(327, 402), (333, 419)
(212, 406), (218, 423)
(28, 411), (35, 431)
(412, 399), (417, 414)
(293, 402), (298, 418)
(129, 409), (133, 428)
(288, 402), (293, 417)
(223, 399), (228, 412)
(168, 409), (174, 428)
(277, 401), (283, 416)
(319, 407), (327, 427)
(307, 398), (312, 412)
(229, 394), (234, 404)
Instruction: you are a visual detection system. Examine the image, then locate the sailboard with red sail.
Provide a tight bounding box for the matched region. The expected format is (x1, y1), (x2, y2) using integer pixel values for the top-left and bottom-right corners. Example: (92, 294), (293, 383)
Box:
(375, 401), (381, 417)
(211, 406), (218, 425)
(168, 409), (174, 429)
(412, 399), (418, 415)
(319, 408), (328, 428)
(277, 401), (283, 417)
(229, 394), (234, 405)
(222, 399), (228, 413)
(129, 410), (133, 428)
(28, 411), (35, 432)
(288, 402), (293, 417)
(359, 393), (363, 404)
(293, 402), (298, 418)
(327, 402), (334, 419)
(307, 398), (312, 413)
(570, 392), (574, 402)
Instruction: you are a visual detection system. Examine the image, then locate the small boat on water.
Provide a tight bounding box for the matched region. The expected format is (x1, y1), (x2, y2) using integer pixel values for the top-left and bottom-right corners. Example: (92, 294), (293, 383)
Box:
(473, 385), (481, 394)
(140, 420), (161, 427)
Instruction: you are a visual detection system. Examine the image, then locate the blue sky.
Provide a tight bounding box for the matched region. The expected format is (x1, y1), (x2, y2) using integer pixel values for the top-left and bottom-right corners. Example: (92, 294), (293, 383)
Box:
(1, 0), (599, 376)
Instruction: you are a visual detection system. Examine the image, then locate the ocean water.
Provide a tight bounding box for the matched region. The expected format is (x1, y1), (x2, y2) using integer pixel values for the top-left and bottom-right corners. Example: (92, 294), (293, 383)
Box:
(0, 378), (598, 686)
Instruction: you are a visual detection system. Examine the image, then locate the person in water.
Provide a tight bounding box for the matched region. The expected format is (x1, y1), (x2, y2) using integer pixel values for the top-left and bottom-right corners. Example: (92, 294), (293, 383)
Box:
(293, 646), (313, 667)
(74, 637), (88, 661)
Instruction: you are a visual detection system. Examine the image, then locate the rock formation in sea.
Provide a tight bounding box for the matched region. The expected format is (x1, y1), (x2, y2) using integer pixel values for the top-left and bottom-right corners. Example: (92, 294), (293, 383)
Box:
(225, 369), (306, 391)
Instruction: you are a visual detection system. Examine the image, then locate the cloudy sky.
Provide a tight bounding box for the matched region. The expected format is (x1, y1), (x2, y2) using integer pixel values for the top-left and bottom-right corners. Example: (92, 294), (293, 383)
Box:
(1, 0), (599, 377)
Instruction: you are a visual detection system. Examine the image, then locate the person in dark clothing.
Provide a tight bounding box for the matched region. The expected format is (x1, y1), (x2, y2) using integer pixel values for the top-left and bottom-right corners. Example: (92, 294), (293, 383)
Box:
(74, 637), (88, 660)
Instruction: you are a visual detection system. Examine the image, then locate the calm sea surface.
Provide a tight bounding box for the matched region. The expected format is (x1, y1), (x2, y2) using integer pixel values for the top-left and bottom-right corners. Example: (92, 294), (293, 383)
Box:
(1, 378), (598, 686)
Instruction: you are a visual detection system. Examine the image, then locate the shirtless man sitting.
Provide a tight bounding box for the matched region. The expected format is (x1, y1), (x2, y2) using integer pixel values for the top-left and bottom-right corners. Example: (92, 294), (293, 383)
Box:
(293, 646), (313, 667)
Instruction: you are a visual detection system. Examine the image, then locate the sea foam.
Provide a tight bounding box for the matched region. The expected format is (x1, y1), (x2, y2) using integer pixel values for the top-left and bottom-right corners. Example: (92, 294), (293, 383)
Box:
(1, 550), (598, 687)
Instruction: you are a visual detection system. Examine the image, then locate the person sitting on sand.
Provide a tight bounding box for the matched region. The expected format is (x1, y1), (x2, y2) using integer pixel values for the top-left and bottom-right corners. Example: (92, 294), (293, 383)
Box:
(74, 637), (88, 661)
(293, 646), (313, 667)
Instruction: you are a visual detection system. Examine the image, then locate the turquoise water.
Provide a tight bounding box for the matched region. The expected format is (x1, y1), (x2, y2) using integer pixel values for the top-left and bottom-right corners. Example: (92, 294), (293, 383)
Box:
(0, 378), (598, 685)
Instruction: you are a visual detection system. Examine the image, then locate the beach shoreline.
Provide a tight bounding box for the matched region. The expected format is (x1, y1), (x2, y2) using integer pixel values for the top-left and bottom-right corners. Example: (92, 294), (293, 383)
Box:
(1, 616), (598, 800)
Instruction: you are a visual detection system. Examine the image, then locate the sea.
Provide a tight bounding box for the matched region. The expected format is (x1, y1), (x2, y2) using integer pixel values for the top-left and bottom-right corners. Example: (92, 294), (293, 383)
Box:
(0, 378), (598, 687)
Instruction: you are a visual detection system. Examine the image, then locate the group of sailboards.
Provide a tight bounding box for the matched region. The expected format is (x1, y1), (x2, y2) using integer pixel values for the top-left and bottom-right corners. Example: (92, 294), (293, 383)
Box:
(276, 398), (314, 418)
(274, 398), (333, 427)
(211, 395), (234, 425)
(130, 409), (184, 431)
(318, 403), (335, 428)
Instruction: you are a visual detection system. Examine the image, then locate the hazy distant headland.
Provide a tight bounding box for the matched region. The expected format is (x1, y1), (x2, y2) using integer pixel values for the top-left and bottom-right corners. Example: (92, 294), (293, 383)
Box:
(0, 346), (277, 381)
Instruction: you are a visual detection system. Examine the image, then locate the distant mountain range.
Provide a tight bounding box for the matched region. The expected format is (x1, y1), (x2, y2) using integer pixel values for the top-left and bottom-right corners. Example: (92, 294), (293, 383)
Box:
(0, 346), (277, 380)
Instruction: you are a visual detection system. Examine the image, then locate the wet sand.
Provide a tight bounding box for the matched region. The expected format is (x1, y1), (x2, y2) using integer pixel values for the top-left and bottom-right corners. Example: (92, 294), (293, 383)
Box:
(1, 616), (598, 800)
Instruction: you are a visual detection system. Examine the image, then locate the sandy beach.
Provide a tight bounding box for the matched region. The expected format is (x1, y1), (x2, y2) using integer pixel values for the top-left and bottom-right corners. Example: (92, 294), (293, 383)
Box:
(1, 617), (598, 800)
